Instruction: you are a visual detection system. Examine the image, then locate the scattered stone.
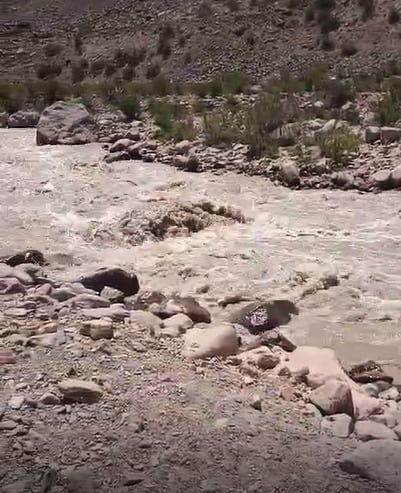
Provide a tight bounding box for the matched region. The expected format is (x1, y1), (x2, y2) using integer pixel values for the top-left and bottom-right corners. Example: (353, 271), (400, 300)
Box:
(0, 277), (26, 295)
(354, 420), (398, 441)
(321, 413), (353, 438)
(125, 290), (166, 310)
(360, 383), (379, 398)
(0, 420), (17, 431)
(0, 264), (33, 284)
(104, 150), (130, 163)
(247, 328), (297, 352)
(39, 392), (61, 405)
(310, 379), (354, 417)
(8, 395), (25, 410)
(52, 287), (76, 301)
(82, 304), (129, 321)
(67, 294), (111, 309)
(228, 300), (299, 335)
(58, 379), (103, 404)
(77, 267), (139, 297)
(28, 329), (68, 348)
(183, 323), (239, 359)
(249, 394), (262, 411)
(157, 313), (194, 338)
(130, 310), (161, 331)
(380, 387), (400, 401)
(229, 347), (280, 370)
(370, 413), (397, 429)
(80, 319), (114, 340)
(109, 138), (136, 153)
(155, 296), (211, 323)
(36, 101), (98, 145)
(100, 286), (124, 303)
(175, 140), (192, 155)
(340, 440), (401, 492)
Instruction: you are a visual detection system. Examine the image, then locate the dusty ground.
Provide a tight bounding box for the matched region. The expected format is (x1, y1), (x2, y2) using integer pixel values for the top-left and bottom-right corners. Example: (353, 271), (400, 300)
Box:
(0, 128), (400, 492)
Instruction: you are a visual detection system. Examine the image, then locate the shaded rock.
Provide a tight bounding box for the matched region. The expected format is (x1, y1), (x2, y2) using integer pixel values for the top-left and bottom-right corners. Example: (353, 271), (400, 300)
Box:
(228, 300), (299, 335)
(109, 138), (136, 153)
(0, 111), (8, 127)
(354, 421), (398, 441)
(370, 170), (392, 190)
(229, 346), (280, 370)
(104, 151), (130, 163)
(347, 360), (393, 384)
(391, 164), (401, 188)
(155, 297), (211, 323)
(8, 110), (39, 128)
(52, 287), (76, 302)
(156, 313), (193, 338)
(175, 140), (192, 155)
(58, 379), (103, 404)
(310, 379), (354, 417)
(0, 277), (26, 295)
(183, 323), (239, 359)
(130, 310), (161, 330)
(39, 392), (61, 405)
(380, 126), (401, 144)
(340, 440), (401, 491)
(280, 160), (300, 186)
(80, 319), (114, 340)
(0, 249), (46, 267)
(321, 413), (353, 438)
(365, 126), (380, 144)
(125, 290), (166, 310)
(77, 267), (139, 297)
(36, 101), (97, 145)
(82, 304), (129, 321)
(67, 294), (110, 309)
(172, 153), (200, 172)
(252, 328), (296, 352)
(249, 394), (262, 411)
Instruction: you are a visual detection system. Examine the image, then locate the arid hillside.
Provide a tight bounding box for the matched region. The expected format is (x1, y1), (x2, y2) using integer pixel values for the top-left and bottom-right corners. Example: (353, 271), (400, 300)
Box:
(1, 0), (401, 83)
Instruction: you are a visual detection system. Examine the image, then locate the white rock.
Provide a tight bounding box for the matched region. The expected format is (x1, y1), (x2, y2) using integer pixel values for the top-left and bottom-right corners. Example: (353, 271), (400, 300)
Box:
(8, 395), (25, 410)
(183, 323), (239, 359)
(158, 313), (193, 338)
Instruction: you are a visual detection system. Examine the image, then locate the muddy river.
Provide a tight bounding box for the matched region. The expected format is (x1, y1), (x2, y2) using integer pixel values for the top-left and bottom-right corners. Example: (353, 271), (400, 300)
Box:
(1, 129), (401, 377)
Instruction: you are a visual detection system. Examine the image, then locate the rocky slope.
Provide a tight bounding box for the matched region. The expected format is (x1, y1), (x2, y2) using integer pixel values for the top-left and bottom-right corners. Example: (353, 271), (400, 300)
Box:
(2, 0), (401, 83)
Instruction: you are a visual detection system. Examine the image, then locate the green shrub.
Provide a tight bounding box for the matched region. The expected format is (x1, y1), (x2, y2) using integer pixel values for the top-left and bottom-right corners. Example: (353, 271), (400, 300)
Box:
(116, 96), (141, 121)
(43, 42), (63, 57)
(316, 129), (360, 165)
(35, 62), (63, 79)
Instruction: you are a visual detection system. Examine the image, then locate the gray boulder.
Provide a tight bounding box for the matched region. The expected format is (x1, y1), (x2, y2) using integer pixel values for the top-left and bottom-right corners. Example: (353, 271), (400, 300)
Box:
(8, 110), (40, 128)
(36, 101), (97, 145)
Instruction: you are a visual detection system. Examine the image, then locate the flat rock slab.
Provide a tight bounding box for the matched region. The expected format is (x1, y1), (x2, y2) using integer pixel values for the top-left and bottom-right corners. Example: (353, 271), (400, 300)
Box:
(340, 439), (401, 491)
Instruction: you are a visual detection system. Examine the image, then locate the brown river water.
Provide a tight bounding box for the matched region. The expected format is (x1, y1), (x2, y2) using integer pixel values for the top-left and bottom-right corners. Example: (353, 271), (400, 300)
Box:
(1, 129), (401, 377)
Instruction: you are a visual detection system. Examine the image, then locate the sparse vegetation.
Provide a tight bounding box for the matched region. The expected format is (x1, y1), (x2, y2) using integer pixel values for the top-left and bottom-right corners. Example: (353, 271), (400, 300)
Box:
(149, 100), (197, 141)
(43, 42), (63, 58)
(388, 6), (400, 24)
(316, 129), (360, 165)
(116, 95), (141, 121)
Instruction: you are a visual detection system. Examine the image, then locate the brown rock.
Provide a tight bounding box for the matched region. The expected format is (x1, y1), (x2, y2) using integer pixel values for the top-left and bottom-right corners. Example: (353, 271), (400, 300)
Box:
(347, 360), (393, 384)
(58, 379), (103, 403)
(80, 320), (114, 340)
(67, 294), (110, 309)
(310, 379), (354, 417)
(157, 313), (194, 338)
(0, 349), (16, 365)
(280, 160), (300, 186)
(155, 297), (211, 323)
(370, 170), (392, 190)
(321, 413), (353, 438)
(365, 126), (380, 144)
(109, 138), (135, 153)
(125, 290), (166, 310)
(82, 304), (129, 321)
(77, 267), (139, 297)
(0, 277), (26, 295)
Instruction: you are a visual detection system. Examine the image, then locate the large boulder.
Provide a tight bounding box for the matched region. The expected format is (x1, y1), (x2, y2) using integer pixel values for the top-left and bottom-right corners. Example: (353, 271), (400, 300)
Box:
(8, 110), (40, 128)
(36, 101), (98, 146)
(76, 267), (139, 297)
(340, 440), (401, 491)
